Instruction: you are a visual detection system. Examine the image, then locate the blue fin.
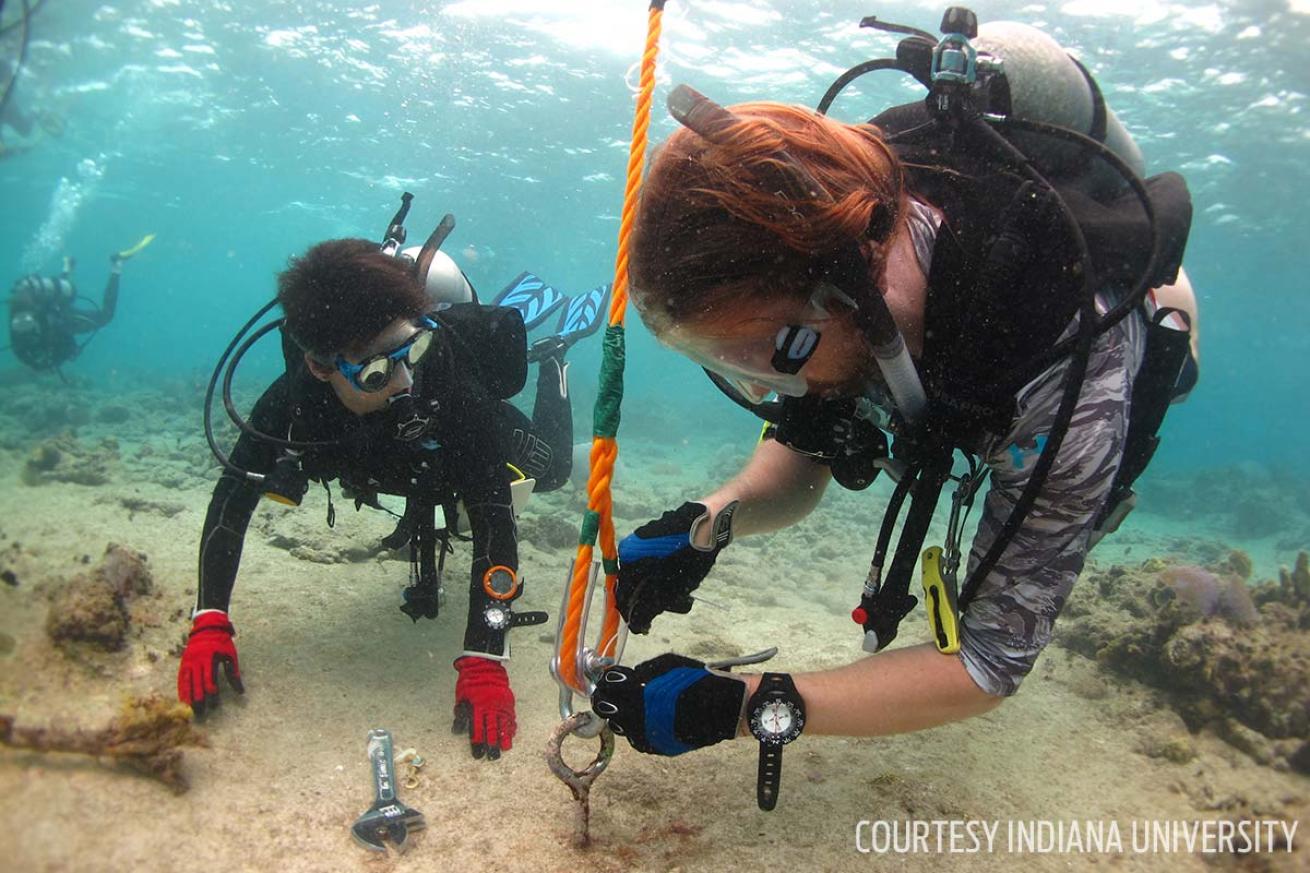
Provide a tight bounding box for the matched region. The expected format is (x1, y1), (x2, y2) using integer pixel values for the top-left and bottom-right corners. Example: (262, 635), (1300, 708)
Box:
(492, 272), (568, 330)
(556, 282), (610, 342)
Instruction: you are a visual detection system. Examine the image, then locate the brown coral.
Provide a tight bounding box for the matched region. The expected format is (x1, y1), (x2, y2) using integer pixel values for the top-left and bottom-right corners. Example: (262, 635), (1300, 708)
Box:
(0, 694), (207, 792)
(1057, 555), (1310, 765)
(45, 544), (154, 651)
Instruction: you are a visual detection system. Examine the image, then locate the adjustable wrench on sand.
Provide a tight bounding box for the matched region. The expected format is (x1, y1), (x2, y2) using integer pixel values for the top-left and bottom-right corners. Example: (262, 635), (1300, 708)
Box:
(352, 729), (426, 853)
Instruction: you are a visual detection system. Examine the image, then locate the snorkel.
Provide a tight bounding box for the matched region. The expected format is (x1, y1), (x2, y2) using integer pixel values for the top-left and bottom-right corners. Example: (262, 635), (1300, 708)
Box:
(203, 193), (457, 483)
(375, 204), (457, 443)
(666, 85), (929, 426)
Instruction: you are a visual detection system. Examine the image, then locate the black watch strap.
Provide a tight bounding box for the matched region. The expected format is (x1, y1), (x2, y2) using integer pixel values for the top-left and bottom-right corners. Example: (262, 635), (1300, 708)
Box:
(757, 738), (784, 811)
(748, 672), (805, 811)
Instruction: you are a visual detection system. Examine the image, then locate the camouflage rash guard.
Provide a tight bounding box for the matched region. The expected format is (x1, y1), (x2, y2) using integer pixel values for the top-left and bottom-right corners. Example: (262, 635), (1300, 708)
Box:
(895, 195), (1157, 696)
(959, 299), (1149, 696)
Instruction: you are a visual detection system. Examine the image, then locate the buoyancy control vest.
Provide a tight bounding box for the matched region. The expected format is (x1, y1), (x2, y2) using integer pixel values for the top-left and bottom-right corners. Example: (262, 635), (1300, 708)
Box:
(761, 8), (1196, 654)
(266, 301), (528, 502)
(870, 99), (1193, 447)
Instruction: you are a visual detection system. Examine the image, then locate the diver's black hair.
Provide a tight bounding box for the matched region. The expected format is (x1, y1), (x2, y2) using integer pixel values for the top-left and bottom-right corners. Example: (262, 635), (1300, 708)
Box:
(277, 238), (429, 358)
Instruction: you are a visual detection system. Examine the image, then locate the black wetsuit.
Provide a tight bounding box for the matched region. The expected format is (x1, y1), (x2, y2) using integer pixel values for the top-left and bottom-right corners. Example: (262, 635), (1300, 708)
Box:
(7, 268), (120, 370)
(196, 303), (572, 658)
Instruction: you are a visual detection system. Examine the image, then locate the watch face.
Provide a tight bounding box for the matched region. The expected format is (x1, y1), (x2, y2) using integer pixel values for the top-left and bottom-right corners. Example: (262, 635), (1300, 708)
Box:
(751, 699), (804, 744)
(483, 605), (509, 630)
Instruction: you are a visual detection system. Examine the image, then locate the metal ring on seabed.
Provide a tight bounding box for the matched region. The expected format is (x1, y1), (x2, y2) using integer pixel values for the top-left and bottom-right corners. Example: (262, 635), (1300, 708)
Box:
(545, 711), (615, 798)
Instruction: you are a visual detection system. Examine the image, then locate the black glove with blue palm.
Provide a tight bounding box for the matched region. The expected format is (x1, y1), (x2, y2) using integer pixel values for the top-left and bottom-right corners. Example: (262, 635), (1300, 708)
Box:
(615, 501), (738, 634)
(590, 653), (746, 756)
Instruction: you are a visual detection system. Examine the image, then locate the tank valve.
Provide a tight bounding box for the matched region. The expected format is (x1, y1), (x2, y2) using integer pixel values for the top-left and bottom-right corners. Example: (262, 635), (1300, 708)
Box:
(941, 7), (978, 38)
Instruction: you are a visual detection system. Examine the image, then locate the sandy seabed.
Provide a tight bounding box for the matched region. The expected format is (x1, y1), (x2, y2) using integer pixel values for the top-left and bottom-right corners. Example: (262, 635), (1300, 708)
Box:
(0, 386), (1305, 873)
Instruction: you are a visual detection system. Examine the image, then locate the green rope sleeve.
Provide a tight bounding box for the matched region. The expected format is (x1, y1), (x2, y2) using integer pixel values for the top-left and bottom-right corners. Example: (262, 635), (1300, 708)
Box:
(593, 325), (626, 439)
(579, 510), (601, 547)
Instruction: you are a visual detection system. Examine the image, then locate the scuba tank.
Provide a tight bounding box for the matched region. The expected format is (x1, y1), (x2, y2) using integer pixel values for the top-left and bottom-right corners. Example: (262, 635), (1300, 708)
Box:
(973, 22), (1145, 189)
(402, 247), (476, 307)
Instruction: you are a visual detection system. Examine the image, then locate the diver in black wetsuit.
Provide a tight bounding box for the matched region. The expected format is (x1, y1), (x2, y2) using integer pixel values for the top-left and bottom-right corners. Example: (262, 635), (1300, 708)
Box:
(7, 237), (150, 371)
(179, 236), (582, 761)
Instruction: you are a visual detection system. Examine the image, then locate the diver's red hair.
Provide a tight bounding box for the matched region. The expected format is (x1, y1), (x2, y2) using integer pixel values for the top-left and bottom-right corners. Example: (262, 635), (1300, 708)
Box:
(631, 101), (904, 332)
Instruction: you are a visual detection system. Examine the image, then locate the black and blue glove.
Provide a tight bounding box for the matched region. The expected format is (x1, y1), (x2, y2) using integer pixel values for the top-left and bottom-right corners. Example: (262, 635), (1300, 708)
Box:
(591, 653), (746, 756)
(615, 501), (737, 634)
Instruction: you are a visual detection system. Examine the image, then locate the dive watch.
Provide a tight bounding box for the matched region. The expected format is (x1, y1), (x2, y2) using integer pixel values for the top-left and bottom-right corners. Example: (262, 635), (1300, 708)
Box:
(746, 672), (806, 811)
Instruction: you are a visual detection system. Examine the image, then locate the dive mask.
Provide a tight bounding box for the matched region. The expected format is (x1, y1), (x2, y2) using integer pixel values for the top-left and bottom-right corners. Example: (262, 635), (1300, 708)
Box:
(335, 317), (438, 393)
(666, 280), (854, 403)
(671, 324), (820, 404)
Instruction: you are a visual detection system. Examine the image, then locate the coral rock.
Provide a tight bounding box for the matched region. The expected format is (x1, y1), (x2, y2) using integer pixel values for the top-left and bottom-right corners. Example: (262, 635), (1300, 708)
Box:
(1057, 557), (1310, 768)
(45, 544), (154, 652)
(46, 575), (128, 651)
(21, 433), (118, 487)
(1156, 565), (1257, 626)
(1279, 552), (1310, 603)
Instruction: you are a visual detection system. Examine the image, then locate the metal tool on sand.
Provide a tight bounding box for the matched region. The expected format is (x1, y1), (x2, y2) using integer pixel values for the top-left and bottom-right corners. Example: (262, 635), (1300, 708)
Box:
(351, 729), (426, 853)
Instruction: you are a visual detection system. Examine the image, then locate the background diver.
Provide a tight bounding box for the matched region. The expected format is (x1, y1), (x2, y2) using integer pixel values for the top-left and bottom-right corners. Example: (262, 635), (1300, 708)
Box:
(5, 235), (154, 373)
(180, 206), (609, 761)
(589, 15), (1201, 810)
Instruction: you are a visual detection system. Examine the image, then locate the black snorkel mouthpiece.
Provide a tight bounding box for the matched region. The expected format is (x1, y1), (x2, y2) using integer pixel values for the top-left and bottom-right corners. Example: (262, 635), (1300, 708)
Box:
(668, 84), (739, 144)
(669, 84), (828, 202)
(377, 191), (458, 293)
(388, 392), (431, 442)
(381, 191), (414, 256)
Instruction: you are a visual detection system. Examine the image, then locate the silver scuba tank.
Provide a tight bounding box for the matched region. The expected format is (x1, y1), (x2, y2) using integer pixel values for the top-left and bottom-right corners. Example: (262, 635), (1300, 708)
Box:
(401, 246), (475, 307)
(974, 21), (1145, 193)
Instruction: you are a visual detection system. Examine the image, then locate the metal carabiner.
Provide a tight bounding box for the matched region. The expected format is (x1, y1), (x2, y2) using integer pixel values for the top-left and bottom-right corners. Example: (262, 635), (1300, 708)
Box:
(551, 556), (627, 724)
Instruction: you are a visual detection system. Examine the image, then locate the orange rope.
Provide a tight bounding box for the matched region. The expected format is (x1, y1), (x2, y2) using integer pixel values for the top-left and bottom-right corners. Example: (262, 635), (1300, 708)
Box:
(555, 2), (664, 695)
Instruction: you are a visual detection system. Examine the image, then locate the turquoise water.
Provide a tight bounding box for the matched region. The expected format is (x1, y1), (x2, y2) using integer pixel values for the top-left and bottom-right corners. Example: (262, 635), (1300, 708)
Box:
(3, 7), (1310, 864)
(2, 0), (1308, 473)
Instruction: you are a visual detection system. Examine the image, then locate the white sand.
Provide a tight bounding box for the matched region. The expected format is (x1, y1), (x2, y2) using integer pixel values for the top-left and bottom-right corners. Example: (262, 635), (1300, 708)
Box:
(0, 418), (1305, 872)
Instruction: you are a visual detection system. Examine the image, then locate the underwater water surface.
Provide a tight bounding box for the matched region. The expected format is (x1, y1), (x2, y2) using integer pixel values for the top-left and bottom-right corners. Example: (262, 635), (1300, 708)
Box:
(0, 0), (1306, 472)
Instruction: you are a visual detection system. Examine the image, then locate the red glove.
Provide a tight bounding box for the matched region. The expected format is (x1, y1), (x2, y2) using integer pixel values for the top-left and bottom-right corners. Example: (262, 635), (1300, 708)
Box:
(177, 609), (243, 717)
(452, 656), (516, 760)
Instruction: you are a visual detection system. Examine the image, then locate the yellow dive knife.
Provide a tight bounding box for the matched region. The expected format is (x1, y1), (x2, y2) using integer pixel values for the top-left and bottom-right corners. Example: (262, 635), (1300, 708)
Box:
(921, 546), (961, 654)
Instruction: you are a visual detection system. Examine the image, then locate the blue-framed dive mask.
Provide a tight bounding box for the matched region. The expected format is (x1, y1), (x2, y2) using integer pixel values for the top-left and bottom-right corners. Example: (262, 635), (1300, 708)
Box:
(334, 317), (438, 393)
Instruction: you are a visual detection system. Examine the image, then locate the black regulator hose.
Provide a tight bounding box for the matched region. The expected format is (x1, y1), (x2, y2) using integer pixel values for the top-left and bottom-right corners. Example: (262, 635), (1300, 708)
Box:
(997, 116), (1163, 367)
(816, 58), (906, 116)
(203, 299), (346, 481)
(204, 299), (279, 480)
(219, 318), (345, 451)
